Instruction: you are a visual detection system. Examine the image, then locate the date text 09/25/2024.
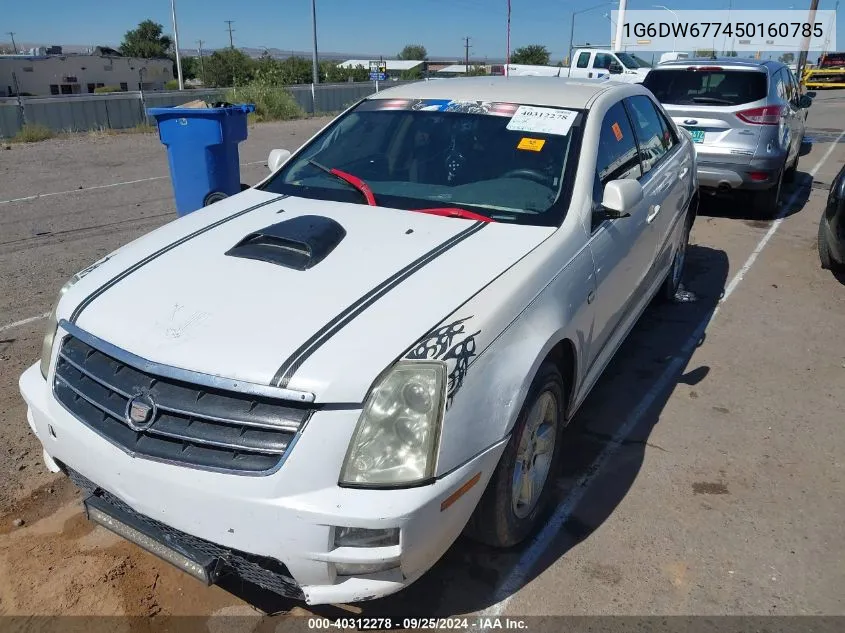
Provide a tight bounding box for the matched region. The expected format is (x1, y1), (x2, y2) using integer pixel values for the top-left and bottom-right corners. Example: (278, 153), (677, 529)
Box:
(307, 617), (529, 630)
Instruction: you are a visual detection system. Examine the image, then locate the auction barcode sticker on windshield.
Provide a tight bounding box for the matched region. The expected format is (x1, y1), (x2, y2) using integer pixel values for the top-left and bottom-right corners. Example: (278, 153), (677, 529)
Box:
(506, 106), (577, 136)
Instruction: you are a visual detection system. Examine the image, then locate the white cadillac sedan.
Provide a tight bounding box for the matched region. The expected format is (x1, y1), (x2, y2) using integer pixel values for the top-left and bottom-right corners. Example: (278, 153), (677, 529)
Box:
(20, 77), (697, 604)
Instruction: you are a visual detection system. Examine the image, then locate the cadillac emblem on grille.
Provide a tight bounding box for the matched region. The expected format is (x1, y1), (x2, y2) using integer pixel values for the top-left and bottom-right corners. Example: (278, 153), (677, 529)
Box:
(125, 393), (156, 431)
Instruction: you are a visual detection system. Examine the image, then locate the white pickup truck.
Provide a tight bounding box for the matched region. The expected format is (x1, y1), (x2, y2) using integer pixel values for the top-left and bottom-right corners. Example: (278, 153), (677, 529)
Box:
(506, 48), (652, 83)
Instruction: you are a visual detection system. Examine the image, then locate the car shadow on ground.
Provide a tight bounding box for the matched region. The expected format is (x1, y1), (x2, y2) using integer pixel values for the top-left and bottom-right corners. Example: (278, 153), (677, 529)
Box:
(221, 242), (730, 618)
(696, 169), (814, 225)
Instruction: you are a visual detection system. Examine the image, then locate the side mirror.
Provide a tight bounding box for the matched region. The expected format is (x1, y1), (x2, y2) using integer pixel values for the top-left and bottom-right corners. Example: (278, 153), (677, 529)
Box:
(601, 179), (643, 218)
(609, 62), (623, 75)
(807, 90), (817, 98)
(798, 94), (813, 108)
(268, 148), (292, 172)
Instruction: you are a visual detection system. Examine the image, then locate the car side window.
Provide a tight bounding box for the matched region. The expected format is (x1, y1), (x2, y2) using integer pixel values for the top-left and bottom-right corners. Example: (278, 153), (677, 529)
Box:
(786, 69), (800, 107)
(774, 69), (789, 102)
(577, 52), (591, 69)
(592, 100), (642, 231)
(649, 99), (678, 152)
(594, 53), (613, 69)
(625, 95), (671, 175)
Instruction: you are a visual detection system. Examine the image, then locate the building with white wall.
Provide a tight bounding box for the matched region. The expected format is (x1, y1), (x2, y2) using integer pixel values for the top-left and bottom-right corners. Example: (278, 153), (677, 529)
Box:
(0, 48), (172, 96)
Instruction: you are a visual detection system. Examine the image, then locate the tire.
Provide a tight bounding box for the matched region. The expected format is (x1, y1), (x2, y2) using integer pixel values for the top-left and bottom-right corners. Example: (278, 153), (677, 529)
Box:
(465, 362), (566, 548)
(660, 211), (692, 302)
(818, 214), (833, 270)
(203, 191), (228, 206)
(752, 166), (784, 217)
(784, 153), (799, 184)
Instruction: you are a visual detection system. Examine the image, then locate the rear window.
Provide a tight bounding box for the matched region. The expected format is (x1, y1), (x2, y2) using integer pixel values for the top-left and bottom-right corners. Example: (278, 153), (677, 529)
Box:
(643, 69), (767, 106)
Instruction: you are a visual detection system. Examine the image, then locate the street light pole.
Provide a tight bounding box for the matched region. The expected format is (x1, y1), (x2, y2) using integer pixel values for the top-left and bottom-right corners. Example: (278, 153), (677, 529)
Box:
(569, 2), (613, 61)
(653, 5), (680, 52)
(614, 0), (627, 50)
(170, 0), (184, 90)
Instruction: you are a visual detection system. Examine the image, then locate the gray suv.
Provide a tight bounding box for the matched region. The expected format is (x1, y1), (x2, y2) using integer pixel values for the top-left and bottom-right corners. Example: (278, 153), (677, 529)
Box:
(643, 58), (811, 215)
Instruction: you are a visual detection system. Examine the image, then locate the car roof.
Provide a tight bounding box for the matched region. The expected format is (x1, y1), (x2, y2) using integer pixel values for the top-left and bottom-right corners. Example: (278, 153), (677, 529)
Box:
(367, 76), (622, 110)
(655, 57), (778, 71)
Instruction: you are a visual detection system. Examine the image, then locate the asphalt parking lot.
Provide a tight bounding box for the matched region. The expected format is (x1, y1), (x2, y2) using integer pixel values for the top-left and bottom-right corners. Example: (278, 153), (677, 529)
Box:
(0, 92), (843, 621)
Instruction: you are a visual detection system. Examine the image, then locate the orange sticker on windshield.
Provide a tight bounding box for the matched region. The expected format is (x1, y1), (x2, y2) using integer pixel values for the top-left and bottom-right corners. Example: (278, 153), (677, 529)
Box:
(517, 137), (546, 152)
(611, 122), (624, 141)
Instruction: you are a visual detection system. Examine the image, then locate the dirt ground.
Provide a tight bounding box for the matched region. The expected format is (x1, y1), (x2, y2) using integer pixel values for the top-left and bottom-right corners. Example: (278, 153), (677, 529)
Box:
(0, 94), (844, 622)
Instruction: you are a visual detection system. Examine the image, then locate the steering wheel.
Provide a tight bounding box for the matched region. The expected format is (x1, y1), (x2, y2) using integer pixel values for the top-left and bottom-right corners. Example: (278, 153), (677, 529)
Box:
(501, 169), (549, 185)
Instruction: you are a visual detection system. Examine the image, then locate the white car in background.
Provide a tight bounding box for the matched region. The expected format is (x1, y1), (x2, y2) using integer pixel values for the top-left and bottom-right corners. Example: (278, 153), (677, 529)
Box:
(20, 77), (697, 604)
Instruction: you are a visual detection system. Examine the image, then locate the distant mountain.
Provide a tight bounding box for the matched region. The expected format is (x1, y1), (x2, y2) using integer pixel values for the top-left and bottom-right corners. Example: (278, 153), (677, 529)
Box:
(0, 41), (503, 64)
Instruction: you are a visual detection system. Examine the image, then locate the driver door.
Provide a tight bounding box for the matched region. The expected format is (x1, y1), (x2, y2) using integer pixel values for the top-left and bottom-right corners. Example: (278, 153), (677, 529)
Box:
(585, 99), (652, 376)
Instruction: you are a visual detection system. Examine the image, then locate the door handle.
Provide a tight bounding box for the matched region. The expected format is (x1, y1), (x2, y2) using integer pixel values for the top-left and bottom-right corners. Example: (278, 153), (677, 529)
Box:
(647, 204), (661, 223)
(678, 167), (688, 179)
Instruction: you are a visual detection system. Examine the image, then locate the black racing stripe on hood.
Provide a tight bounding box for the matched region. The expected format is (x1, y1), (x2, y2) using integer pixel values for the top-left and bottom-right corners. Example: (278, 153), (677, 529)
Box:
(69, 195), (287, 323)
(272, 220), (487, 389)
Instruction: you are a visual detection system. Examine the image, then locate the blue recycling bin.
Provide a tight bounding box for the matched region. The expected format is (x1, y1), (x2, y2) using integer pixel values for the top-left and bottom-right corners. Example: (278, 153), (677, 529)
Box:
(147, 103), (255, 216)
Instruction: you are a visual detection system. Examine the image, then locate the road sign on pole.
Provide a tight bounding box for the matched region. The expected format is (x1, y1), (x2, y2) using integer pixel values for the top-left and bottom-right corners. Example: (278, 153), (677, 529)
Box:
(369, 61), (387, 90)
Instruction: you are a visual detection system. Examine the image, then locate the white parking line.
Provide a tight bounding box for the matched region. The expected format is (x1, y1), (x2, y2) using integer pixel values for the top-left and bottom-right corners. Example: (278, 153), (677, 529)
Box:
(0, 177), (168, 206)
(0, 312), (50, 334)
(480, 129), (845, 623)
(0, 160), (267, 206)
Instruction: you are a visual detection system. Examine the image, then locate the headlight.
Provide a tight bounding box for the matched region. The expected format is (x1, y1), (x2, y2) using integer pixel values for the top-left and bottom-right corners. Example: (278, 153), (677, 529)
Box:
(39, 276), (80, 379)
(340, 361), (446, 487)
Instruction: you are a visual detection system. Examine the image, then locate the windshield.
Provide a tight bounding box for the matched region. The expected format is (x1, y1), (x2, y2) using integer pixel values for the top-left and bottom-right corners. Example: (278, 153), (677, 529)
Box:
(643, 69), (767, 106)
(259, 98), (583, 226)
(616, 53), (652, 69)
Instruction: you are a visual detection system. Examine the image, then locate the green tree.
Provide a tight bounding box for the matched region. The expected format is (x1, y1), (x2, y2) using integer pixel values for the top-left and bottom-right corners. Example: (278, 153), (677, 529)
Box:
(466, 64), (487, 76)
(693, 48), (716, 57)
(398, 44), (427, 60)
(321, 60), (368, 83)
(120, 20), (172, 58)
(724, 50), (738, 57)
(203, 48), (255, 87)
(779, 52), (795, 64)
(510, 45), (550, 65)
(179, 56), (199, 81)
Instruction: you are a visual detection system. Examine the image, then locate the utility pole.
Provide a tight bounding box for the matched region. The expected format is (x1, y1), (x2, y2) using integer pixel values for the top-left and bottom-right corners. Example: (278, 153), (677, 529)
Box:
(225, 21), (235, 49)
(171, 0), (184, 90)
(7, 32), (17, 52)
(797, 0), (820, 80)
(311, 0), (319, 86)
(463, 36), (472, 73)
(613, 0), (627, 51)
(197, 39), (206, 84)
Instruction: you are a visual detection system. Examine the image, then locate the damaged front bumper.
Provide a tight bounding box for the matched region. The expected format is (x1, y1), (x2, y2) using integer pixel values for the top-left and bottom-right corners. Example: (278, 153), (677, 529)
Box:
(19, 363), (505, 605)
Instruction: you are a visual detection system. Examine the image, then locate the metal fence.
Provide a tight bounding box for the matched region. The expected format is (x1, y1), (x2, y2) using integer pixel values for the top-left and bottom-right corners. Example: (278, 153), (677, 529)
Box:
(0, 80), (417, 139)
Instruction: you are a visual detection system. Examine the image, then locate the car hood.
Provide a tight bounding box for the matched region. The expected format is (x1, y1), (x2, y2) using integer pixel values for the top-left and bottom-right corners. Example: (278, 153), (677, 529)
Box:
(64, 190), (554, 403)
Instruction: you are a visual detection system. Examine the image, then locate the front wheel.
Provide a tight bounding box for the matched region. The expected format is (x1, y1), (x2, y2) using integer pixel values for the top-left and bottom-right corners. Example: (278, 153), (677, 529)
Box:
(465, 362), (566, 548)
(819, 214), (834, 270)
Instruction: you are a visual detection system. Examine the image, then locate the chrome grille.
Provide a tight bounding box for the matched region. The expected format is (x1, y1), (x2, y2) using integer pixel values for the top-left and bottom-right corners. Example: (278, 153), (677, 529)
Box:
(53, 333), (312, 474)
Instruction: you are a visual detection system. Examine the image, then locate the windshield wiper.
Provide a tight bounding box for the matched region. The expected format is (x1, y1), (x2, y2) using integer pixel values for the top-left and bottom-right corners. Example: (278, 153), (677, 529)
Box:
(690, 96), (735, 105)
(307, 159), (376, 206)
(412, 207), (496, 222)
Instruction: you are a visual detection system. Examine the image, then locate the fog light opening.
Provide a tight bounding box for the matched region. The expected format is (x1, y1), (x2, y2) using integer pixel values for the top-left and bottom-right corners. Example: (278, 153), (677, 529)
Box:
(334, 561), (400, 577)
(334, 526), (399, 548)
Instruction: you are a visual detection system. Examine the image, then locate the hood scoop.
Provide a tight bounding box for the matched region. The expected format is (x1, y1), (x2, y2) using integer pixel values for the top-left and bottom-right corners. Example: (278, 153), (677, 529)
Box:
(225, 215), (346, 271)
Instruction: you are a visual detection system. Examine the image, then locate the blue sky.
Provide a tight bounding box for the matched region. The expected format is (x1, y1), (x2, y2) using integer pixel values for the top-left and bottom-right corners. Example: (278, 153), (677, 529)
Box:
(3, 0), (842, 61)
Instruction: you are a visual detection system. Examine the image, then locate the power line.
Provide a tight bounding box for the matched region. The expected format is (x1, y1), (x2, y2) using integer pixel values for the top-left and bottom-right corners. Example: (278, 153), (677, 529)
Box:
(225, 20), (235, 49)
(7, 32), (17, 52)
